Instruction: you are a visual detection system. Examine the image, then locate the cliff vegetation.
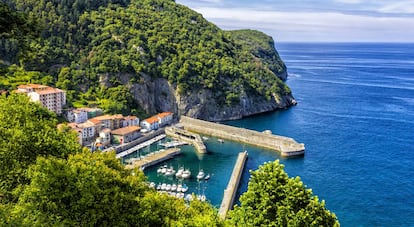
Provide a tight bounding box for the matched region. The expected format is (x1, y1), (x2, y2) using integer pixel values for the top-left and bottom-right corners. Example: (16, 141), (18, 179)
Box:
(1, 0), (293, 120)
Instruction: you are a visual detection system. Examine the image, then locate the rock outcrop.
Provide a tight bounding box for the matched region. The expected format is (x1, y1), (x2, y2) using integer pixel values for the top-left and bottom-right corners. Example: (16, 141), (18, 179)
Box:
(127, 74), (295, 122)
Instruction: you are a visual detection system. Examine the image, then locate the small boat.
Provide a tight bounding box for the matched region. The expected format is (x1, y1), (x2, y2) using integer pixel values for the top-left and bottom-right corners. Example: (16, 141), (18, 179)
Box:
(175, 167), (184, 178)
(217, 139), (224, 143)
(185, 194), (193, 201)
(202, 136), (209, 140)
(197, 194), (206, 202)
(177, 184), (182, 192)
(181, 169), (191, 179)
(149, 182), (156, 189)
(166, 184), (172, 191)
(171, 184), (177, 192)
(204, 174), (210, 181)
(165, 166), (176, 176)
(156, 184), (162, 190)
(161, 183), (167, 191)
(181, 184), (189, 193)
(197, 170), (205, 180)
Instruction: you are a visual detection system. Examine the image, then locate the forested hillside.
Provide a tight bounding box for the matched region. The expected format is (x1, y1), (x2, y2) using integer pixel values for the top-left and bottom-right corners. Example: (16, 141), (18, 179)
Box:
(1, 0), (293, 120)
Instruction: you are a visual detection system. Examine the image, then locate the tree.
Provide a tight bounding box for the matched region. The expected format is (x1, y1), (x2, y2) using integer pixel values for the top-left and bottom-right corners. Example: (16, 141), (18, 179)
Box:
(0, 94), (81, 203)
(226, 160), (339, 226)
(6, 151), (223, 226)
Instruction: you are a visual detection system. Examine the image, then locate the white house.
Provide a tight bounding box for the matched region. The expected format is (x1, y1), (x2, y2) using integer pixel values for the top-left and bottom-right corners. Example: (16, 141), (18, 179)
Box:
(140, 116), (159, 131)
(156, 112), (173, 126)
(67, 109), (88, 123)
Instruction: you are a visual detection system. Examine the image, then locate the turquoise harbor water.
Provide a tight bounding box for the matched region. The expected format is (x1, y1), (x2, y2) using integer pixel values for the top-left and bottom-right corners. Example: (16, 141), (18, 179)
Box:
(130, 43), (414, 226)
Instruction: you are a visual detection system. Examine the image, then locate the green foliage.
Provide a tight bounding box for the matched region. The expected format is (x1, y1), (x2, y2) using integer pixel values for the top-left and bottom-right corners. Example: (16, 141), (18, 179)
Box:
(0, 94), (81, 203)
(1, 0), (291, 112)
(226, 160), (340, 226)
(5, 151), (222, 226)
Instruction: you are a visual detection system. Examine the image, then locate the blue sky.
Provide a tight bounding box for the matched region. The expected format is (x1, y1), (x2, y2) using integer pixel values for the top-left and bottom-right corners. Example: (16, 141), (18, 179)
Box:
(176, 0), (414, 42)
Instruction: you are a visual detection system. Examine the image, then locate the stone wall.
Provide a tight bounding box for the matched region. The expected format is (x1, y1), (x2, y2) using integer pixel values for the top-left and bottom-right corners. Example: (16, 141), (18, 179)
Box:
(179, 116), (304, 156)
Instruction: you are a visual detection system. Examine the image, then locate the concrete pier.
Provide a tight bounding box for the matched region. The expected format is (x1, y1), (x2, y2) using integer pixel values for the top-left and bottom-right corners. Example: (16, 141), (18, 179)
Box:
(165, 126), (207, 153)
(115, 134), (166, 159)
(219, 151), (248, 219)
(180, 116), (304, 157)
(125, 148), (181, 170)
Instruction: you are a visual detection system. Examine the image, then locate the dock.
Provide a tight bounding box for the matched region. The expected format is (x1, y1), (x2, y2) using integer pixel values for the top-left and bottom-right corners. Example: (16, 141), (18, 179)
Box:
(160, 140), (188, 148)
(219, 151), (248, 219)
(115, 134), (166, 159)
(179, 116), (305, 157)
(165, 127), (207, 153)
(125, 148), (181, 170)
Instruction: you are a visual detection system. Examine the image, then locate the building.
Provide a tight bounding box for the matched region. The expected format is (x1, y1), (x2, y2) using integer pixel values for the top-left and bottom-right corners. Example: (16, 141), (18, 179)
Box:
(140, 116), (160, 131)
(140, 112), (173, 131)
(111, 126), (141, 144)
(66, 107), (103, 123)
(156, 112), (173, 126)
(17, 84), (66, 114)
(96, 128), (111, 148)
(122, 116), (140, 128)
(90, 114), (124, 130)
(66, 109), (88, 124)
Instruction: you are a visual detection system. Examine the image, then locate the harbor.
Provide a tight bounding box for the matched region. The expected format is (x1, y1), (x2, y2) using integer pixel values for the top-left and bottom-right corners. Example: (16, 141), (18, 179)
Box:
(165, 126), (207, 153)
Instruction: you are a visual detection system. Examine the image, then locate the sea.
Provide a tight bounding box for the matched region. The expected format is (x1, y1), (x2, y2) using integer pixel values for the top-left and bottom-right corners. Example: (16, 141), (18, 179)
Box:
(128, 43), (414, 226)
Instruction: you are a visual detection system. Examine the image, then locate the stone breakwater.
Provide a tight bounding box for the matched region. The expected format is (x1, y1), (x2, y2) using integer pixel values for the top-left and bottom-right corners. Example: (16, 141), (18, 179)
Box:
(179, 116), (304, 157)
(219, 151), (248, 219)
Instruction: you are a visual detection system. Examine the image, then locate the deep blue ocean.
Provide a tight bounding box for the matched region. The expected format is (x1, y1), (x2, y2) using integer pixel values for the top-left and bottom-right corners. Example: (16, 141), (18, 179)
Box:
(142, 43), (414, 226)
(232, 43), (414, 226)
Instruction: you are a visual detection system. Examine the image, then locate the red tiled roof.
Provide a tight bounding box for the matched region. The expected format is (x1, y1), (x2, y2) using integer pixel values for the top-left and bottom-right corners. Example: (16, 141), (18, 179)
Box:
(143, 116), (159, 124)
(111, 126), (141, 136)
(88, 118), (101, 125)
(156, 112), (173, 119)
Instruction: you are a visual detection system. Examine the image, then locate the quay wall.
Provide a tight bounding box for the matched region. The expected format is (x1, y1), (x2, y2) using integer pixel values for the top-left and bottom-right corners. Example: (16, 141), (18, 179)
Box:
(165, 127), (207, 153)
(180, 116), (304, 156)
(125, 148), (181, 170)
(219, 151), (248, 219)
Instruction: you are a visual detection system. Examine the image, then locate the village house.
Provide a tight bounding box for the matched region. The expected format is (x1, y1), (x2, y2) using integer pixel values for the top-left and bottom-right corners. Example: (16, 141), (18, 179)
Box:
(111, 126), (141, 144)
(17, 84), (66, 114)
(66, 107), (103, 123)
(140, 112), (173, 131)
(95, 128), (111, 148)
(122, 115), (140, 127)
(66, 109), (88, 124)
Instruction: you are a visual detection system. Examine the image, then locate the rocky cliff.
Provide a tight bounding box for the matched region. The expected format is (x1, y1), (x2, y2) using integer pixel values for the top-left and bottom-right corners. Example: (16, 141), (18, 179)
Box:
(118, 73), (296, 122)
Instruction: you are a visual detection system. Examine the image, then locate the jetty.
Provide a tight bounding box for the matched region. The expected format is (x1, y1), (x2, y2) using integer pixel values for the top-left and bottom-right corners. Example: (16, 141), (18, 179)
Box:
(115, 134), (166, 159)
(219, 151), (248, 219)
(125, 148), (181, 170)
(165, 127), (207, 154)
(179, 116), (305, 157)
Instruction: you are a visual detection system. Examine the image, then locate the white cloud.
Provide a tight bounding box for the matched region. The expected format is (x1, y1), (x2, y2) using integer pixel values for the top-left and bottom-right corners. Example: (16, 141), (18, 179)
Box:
(335, 0), (362, 4)
(378, 1), (414, 13)
(193, 7), (414, 42)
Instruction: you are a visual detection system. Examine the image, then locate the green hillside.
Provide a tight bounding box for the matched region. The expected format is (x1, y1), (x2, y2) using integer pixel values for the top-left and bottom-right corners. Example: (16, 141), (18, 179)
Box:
(1, 0), (290, 116)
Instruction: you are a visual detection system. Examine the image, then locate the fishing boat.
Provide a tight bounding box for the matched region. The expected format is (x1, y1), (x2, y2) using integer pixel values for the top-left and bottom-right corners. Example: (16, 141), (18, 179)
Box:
(166, 184), (172, 191)
(204, 174), (210, 181)
(177, 184), (182, 192)
(196, 170), (205, 180)
(156, 184), (161, 190)
(217, 139), (224, 143)
(161, 183), (167, 191)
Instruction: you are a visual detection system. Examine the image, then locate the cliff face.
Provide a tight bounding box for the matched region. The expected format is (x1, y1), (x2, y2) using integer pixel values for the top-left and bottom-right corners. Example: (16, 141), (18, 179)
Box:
(125, 74), (295, 121)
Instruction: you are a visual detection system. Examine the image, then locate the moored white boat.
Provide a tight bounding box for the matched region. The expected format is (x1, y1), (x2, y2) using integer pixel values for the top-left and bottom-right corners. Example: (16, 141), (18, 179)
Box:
(181, 169), (191, 179)
(171, 184), (177, 192)
(181, 184), (189, 193)
(196, 170), (205, 180)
